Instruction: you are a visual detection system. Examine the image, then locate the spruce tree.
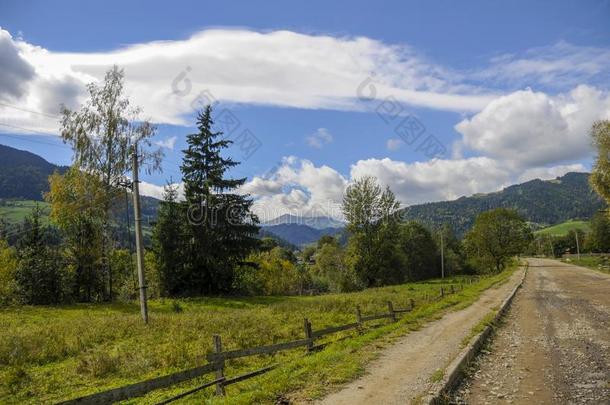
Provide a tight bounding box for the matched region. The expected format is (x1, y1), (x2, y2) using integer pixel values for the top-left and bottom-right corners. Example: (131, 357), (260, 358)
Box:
(152, 182), (186, 295)
(14, 206), (68, 304)
(181, 106), (259, 293)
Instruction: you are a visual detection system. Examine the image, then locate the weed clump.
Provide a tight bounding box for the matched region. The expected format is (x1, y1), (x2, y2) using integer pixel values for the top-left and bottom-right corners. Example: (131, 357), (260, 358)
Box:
(77, 350), (119, 377)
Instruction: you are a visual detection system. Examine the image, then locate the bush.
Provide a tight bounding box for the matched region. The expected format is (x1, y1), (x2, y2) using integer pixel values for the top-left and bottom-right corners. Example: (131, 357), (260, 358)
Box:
(0, 240), (18, 305)
(234, 247), (303, 295)
(312, 243), (363, 292)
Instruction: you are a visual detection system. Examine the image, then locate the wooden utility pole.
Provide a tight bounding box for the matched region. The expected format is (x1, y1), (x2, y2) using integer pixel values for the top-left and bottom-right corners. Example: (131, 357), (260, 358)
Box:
(440, 230), (445, 279)
(132, 143), (149, 324)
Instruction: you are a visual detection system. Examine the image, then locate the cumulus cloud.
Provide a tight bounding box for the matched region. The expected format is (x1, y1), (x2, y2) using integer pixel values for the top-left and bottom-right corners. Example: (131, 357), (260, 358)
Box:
(139, 180), (184, 200)
(0, 29), (35, 100)
(239, 157), (347, 221)
(239, 155), (587, 220)
(517, 164), (587, 183)
(455, 85), (610, 168)
(350, 157), (511, 205)
(306, 127), (333, 149)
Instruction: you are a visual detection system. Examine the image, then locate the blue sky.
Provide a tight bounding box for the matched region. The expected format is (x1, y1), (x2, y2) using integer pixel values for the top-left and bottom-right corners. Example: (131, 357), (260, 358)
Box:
(1, 0), (610, 220)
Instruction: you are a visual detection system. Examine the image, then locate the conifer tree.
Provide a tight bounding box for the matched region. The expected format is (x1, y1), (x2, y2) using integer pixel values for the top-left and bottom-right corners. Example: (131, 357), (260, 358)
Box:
(14, 206), (68, 304)
(152, 182), (186, 295)
(181, 106), (259, 293)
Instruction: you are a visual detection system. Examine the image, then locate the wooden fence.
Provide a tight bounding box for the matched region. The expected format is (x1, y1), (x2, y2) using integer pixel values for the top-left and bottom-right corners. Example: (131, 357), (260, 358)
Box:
(58, 284), (464, 405)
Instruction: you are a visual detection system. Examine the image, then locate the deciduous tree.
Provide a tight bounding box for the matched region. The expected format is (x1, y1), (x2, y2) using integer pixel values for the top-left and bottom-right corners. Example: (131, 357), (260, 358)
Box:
(46, 167), (106, 301)
(59, 66), (162, 300)
(464, 208), (532, 273)
(342, 176), (402, 286)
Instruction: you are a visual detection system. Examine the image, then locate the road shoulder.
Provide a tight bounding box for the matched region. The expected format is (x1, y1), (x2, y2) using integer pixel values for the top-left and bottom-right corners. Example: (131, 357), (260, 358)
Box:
(315, 268), (525, 405)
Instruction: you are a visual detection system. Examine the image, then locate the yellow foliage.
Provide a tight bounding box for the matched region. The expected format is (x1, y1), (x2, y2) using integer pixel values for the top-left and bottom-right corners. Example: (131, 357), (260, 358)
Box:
(0, 239), (18, 305)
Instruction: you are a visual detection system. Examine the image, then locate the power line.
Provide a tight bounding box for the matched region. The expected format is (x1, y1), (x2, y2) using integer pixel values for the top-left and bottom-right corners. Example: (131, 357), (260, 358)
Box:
(0, 106), (257, 186)
(0, 122), (60, 138)
(0, 101), (60, 119)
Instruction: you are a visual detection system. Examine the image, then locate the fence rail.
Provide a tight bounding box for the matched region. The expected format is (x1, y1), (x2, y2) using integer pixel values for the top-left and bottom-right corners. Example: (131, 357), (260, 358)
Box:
(56, 284), (464, 405)
(206, 338), (312, 362)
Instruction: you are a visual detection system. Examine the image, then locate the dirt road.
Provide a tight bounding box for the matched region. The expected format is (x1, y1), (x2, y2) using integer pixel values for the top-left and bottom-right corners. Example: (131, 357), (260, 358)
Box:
(453, 258), (610, 404)
(315, 269), (525, 405)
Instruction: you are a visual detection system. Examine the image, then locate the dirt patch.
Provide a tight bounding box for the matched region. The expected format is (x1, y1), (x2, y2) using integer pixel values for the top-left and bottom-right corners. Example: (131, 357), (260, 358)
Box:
(452, 258), (610, 405)
(313, 269), (525, 405)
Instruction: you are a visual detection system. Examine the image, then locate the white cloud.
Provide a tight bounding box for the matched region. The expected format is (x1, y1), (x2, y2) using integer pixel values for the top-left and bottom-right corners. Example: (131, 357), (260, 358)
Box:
(478, 41), (610, 89)
(154, 136), (177, 150)
(386, 138), (404, 151)
(239, 155), (590, 220)
(0, 29), (35, 100)
(139, 180), (184, 200)
(238, 176), (283, 196)
(306, 127), (333, 149)
(455, 85), (610, 168)
(350, 157), (512, 205)
(0, 27), (497, 136)
(239, 157), (347, 221)
(517, 164), (587, 183)
(1, 27), (605, 214)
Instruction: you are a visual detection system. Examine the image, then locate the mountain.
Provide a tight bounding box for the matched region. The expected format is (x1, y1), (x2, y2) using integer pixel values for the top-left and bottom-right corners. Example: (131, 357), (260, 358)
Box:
(401, 172), (604, 236)
(258, 228), (299, 250)
(1, 145), (603, 242)
(262, 214), (344, 229)
(0, 143), (160, 225)
(0, 144), (69, 200)
(263, 223), (343, 247)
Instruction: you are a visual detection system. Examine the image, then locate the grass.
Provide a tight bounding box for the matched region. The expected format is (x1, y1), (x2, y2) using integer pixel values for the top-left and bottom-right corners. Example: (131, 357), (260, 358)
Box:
(534, 220), (590, 237)
(562, 255), (610, 275)
(0, 270), (516, 404)
(0, 200), (50, 224)
(460, 308), (498, 348)
(429, 368), (445, 383)
(0, 199), (153, 238)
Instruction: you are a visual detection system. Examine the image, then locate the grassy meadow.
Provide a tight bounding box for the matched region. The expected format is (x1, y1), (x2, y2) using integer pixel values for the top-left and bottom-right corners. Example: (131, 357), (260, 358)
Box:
(534, 219), (590, 237)
(562, 255), (610, 275)
(0, 200), (50, 225)
(0, 270), (516, 404)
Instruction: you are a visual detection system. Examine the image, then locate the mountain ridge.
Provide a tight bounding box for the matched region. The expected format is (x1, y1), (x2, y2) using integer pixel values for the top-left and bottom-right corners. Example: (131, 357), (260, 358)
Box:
(262, 214), (344, 229)
(0, 144), (603, 243)
(401, 172), (603, 235)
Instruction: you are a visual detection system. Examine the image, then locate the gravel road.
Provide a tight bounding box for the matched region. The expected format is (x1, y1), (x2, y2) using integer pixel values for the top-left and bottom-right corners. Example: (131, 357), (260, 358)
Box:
(314, 269), (525, 405)
(453, 258), (610, 405)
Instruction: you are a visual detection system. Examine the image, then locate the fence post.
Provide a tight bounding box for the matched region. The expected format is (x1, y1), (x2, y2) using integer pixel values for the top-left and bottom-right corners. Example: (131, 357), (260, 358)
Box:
(213, 335), (225, 396)
(410, 298), (415, 310)
(304, 318), (313, 353)
(387, 301), (396, 321)
(450, 285), (455, 294)
(440, 287), (444, 298)
(356, 305), (362, 328)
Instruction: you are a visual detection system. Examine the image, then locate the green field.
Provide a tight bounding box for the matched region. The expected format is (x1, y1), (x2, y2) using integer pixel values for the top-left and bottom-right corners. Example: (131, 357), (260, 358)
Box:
(0, 200), (50, 224)
(534, 220), (590, 237)
(0, 199), (153, 239)
(0, 269), (515, 404)
(563, 255), (610, 275)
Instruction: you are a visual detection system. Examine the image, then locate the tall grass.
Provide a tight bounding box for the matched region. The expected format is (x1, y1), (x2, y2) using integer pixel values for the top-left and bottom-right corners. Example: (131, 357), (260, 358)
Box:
(0, 272), (514, 404)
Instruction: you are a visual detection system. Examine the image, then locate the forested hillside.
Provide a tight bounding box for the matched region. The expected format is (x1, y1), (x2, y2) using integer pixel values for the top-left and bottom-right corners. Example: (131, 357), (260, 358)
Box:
(0, 144), (69, 200)
(401, 172), (603, 235)
(262, 223), (343, 247)
(0, 144), (160, 225)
